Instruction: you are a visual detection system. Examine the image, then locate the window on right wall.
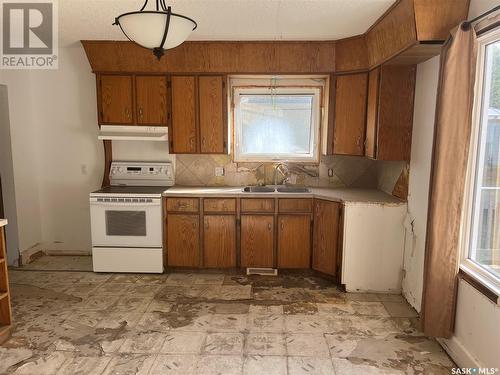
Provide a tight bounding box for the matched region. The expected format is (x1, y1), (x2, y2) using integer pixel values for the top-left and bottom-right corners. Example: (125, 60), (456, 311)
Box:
(463, 27), (500, 291)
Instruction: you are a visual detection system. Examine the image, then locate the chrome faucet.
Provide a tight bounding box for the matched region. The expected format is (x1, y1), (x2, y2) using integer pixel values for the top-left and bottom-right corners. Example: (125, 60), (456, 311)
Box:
(273, 162), (289, 188)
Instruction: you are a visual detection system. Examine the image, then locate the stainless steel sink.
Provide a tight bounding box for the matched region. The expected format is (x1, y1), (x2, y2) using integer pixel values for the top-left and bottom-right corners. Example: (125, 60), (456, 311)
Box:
(242, 186), (275, 193)
(276, 186), (311, 193)
(242, 186), (311, 193)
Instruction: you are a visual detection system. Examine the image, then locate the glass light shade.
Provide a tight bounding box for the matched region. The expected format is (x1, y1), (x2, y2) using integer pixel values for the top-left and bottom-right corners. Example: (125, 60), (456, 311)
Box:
(118, 12), (196, 50)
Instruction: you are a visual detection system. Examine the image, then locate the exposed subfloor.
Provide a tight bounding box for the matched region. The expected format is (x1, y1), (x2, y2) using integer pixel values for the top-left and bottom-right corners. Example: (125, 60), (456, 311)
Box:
(0, 270), (454, 374)
(17, 255), (93, 272)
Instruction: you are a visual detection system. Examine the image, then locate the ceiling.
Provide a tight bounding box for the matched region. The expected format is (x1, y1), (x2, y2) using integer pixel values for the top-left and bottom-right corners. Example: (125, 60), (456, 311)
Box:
(59, 0), (396, 47)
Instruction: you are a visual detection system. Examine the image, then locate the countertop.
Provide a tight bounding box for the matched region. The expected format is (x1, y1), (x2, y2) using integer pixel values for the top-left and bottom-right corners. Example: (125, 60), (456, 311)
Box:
(0, 219), (7, 227)
(163, 186), (404, 205)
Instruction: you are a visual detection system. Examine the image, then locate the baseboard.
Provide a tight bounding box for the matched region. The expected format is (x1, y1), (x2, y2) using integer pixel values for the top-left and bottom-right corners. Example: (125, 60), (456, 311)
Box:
(438, 336), (481, 369)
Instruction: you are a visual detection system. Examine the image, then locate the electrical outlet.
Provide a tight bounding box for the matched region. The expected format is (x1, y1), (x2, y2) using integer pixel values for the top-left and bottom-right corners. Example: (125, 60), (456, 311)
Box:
(215, 167), (225, 177)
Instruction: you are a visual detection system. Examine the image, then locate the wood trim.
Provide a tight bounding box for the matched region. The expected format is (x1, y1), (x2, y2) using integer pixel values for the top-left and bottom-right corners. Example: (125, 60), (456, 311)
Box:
(458, 269), (499, 304)
(101, 140), (112, 188)
(81, 40), (337, 74)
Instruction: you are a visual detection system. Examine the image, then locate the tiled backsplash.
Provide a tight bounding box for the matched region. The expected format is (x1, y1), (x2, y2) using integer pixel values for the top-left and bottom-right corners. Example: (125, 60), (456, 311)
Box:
(175, 154), (408, 199)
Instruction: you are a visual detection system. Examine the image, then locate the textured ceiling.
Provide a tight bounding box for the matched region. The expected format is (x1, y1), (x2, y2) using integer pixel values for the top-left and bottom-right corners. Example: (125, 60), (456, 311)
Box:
(59, 0), (396, 47)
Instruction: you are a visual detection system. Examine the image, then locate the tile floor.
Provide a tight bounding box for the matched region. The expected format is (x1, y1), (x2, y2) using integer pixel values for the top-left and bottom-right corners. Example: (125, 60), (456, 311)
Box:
(0, 270), (454, 374)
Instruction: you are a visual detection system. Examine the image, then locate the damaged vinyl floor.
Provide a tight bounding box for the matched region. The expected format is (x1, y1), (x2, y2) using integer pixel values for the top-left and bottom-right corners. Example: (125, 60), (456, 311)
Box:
(0, 270), (454, 374)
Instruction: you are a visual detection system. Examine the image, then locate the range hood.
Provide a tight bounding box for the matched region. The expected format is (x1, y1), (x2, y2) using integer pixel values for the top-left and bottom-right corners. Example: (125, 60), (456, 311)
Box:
(98, 125), (168, 141)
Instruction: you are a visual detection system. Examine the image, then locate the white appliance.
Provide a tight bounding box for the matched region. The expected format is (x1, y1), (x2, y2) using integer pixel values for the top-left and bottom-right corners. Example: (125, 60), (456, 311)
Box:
(90, 161), (174, 273)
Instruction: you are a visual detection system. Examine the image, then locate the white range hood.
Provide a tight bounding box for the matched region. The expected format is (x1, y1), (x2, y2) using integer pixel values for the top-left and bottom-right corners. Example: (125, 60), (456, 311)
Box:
(98, 125), (168, 141)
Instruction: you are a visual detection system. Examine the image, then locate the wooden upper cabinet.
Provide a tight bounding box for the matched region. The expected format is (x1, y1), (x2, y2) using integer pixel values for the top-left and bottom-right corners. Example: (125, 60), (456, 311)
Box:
(199, 76), (227, 153)
(203, 215), (236, 268)
(277, 215), (311, 269)
(99, 75), (134, 124)
(241, 215), (274, 268)
(365, 65), (416, 161)
(170, 75), (227, 154)
(135, 75), (168, 126)
(312, 200), (341, 276)
(171, 76), (198, 153)
(332, 73), (368, 156)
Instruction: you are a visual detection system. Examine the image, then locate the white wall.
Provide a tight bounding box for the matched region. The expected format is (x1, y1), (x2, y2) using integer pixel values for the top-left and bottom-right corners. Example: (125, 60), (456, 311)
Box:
(402, 56), (439, 311)
(441, 280), (500, 368)
(0, 46), (103, 255)
(0, 69), (43, 260)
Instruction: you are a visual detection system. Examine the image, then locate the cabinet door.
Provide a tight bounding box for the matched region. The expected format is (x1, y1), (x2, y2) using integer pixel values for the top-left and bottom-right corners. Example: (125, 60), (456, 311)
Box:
(167, 214), (199, 267)
(277, 215), (311, 268)
(136, 75), (168, 125)
(312, 200), (341, 276)
(241, 215), (274, 268)
(171, 76), (197, 153)
(333, 73), (368, 156)
(377, 65), (416, 161)
(199, 76), (226, 153)
(365, 68), (380, 159)
(99, 75), (134, 124)
(203, 215), (236, 268)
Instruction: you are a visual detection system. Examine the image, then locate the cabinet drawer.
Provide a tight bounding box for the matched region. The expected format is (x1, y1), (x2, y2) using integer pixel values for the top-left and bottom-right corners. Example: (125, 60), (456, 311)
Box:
(278, 199), (312, 213)
(203, 198), (236, 213)
(240, 198), (275, 213)
(166, 198), (199, 212)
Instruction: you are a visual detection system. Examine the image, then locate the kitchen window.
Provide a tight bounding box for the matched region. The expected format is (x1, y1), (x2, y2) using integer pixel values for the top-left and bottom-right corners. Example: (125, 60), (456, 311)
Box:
(462, 28), (500, 294)
(231, 77), (326, 163)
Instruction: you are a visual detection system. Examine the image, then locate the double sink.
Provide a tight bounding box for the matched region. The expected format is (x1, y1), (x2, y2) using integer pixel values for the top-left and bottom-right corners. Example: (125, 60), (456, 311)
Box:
(242, 186), (311, 193)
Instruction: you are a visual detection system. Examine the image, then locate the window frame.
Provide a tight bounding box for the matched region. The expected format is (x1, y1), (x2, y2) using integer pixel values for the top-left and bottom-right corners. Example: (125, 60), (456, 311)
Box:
(460, 27), (500, 297)
(230, 76), (326, 163)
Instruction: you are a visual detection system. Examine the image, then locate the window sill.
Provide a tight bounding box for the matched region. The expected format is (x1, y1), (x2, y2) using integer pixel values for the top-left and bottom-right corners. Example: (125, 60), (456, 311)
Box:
(459, 263), (499, 305)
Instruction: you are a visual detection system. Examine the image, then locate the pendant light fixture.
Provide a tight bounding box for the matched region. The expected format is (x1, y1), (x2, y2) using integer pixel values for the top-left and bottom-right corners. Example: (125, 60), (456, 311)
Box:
(113, 0), (197, 60)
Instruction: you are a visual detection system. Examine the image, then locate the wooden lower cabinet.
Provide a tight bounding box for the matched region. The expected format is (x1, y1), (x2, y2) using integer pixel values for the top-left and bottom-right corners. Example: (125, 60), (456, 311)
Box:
(240, 215), (274, 268)
(166, 214), (200, 267)
(203, 215), (236, 268)
(312, 200), (342, 276)
(277, 215), (311, 268)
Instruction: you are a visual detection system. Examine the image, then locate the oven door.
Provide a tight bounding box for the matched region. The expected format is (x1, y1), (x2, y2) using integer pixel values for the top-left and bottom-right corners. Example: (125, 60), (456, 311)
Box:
(90, 197), (162, 248)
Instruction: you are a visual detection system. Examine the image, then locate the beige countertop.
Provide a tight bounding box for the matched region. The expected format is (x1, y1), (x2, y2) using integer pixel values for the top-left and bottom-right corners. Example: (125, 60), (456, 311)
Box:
(163, 186), (404, 205)
(0, 219), (7, 228)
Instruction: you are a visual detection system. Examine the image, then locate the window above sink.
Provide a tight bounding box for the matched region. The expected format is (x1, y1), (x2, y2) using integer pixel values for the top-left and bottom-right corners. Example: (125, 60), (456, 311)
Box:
(230, 76), (328, 163)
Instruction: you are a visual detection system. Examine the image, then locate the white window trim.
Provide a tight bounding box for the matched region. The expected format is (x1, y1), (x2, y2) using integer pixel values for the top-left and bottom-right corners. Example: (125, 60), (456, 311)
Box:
(460, 27), (500, 300)
(230, 76), (326, 163)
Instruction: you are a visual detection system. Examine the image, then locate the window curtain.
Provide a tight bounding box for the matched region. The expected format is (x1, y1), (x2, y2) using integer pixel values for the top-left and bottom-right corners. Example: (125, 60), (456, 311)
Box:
(421, 23), (478, 338)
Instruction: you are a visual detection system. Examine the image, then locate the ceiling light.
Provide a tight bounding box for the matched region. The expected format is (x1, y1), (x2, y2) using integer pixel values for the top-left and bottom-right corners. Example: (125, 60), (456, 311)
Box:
(113, 0), (197, 60)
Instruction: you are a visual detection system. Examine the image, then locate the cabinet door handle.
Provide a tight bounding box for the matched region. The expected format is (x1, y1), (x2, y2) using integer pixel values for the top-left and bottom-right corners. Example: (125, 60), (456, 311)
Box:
(138, 107), (143, 120)
(280, 221), (284, 231)
(268, 223), (272, 231)
(205, 221), (209, 229)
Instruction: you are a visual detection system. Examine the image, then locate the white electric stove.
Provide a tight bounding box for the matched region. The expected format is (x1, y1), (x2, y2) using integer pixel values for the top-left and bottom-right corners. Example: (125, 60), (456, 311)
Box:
(89, 161), (174, 273)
